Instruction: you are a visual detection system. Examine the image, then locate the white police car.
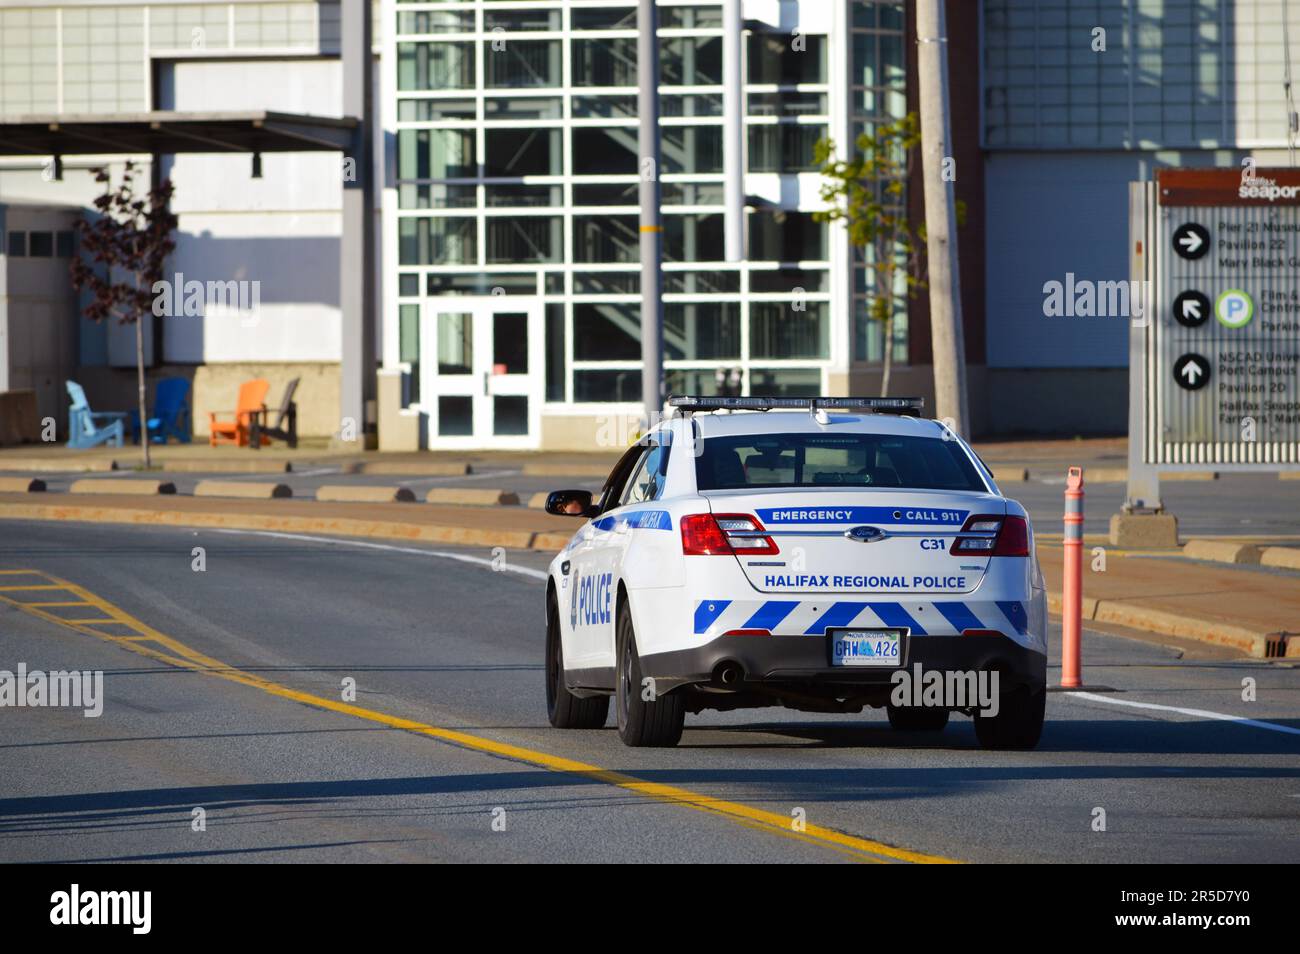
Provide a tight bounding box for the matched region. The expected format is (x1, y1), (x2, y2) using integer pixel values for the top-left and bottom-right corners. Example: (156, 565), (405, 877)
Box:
(543, 396), (1048, 749)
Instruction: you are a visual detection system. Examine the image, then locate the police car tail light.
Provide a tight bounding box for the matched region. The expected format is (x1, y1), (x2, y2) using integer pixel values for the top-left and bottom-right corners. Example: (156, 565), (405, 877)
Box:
(680, 513), (778, 555)
(714, 514), (779, 554)
(950, 514), (1030, 557)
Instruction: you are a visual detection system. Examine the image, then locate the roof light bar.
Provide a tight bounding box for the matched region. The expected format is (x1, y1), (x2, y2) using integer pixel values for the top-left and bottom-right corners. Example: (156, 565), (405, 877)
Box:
(667, 395), (925, 416)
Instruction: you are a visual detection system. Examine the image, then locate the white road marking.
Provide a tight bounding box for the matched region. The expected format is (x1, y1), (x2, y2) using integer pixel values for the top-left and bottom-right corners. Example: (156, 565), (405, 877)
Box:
(210, 527), (549, 580)
(395, 469), (518, 487)
(1066, 690), (1300, 737)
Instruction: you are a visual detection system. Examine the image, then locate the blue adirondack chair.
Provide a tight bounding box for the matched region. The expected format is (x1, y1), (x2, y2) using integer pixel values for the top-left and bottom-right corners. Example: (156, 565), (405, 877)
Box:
(66, 381), (127, 449)
(129, 377), (192, 444)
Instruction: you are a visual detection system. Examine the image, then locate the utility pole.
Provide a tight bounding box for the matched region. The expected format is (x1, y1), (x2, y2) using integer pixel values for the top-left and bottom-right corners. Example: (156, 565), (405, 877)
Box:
(722, 0), (743, 262)
(638, 0), (664, 429)
(916, 0), (970, 435)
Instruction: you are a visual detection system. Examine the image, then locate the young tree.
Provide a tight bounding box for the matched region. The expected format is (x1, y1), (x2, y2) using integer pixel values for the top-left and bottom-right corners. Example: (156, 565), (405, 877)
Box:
(814, 113), (961, 397)
(70, 162), (177, 468)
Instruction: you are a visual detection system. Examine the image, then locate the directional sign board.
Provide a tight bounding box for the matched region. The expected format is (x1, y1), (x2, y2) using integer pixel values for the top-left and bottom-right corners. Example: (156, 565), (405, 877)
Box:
(1129, 169), (1300, 480)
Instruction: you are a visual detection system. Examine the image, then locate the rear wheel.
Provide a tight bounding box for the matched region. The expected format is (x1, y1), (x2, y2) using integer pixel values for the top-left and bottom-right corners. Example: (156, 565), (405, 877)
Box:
(615, 601), (684, 747)
(974, 684), (1045, 750)
(545, 597), (608, 729)
(886, 703), (950, 732)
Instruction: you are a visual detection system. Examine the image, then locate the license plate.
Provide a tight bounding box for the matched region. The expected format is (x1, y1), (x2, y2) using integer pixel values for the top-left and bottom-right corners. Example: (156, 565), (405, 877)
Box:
(829, 628), (905, 667)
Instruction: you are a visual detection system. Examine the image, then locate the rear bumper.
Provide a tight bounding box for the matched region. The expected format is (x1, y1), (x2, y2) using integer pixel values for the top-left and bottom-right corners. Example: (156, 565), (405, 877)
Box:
(641, 633), (1047, 694)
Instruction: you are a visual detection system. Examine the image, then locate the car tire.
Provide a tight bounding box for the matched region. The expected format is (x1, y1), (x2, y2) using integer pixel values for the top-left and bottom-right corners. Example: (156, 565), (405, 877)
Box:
(615, 601), (684, 748)
(973, 684), (1046, 750)
(886, 703), (950, 732)
(546, 596), (609, 729)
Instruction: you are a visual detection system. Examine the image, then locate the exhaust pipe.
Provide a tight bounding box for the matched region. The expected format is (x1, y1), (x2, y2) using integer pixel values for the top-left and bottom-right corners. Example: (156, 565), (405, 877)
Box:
(714, 661), (744, 686)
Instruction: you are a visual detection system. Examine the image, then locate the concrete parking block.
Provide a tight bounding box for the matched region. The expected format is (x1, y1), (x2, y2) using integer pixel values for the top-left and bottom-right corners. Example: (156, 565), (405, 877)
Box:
(316, 485), (416, 503)
(194, 480), (293, 500)
(424, 488), (520, 506)
(1182, 539), (1262, 565)
(1109, 513), (1179, 548)
(354, 461), (472, 476)
(69, 479), (176, 495)
(990, 466), (1028, 482)
(1260, 547), (1300, 571)
(0, 477), (45, 492)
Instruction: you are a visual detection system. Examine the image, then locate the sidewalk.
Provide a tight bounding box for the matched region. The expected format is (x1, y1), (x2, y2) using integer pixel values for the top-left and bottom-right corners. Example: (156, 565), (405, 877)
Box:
(1, 488), (1295, 660)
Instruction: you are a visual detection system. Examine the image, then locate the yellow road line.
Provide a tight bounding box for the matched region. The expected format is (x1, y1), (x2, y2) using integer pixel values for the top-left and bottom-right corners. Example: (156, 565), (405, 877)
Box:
(0, 569), (958, 864)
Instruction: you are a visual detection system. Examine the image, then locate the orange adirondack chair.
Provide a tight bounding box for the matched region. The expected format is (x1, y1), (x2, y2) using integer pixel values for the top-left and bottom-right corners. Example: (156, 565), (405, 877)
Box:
(208, 379), (271, 447)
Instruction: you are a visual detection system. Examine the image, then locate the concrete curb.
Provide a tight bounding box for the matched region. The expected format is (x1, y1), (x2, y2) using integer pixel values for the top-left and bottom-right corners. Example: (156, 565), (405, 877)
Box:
(351, 461), (471, 476)
(0, 457), (117, 473)
(1047, 592), (1283, 658)
(424, 488), (520, 506)
(1260, 547), (1300, 571)
(194, 480), (293, 500)
(0, 502), (542, 551)
(0, 477), (46, 493)
(69, 479), (176, 496)
(146, 458), (295, 474)
(1182, 539), (1262, 565)
(521, 461), (615, 478)
(316, 485), (416, 503)
(990, 466), (1028, 483)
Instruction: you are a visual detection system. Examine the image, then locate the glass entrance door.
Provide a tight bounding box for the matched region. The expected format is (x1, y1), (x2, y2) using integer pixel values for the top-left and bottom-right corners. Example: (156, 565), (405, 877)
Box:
(420, 298), (543, 449)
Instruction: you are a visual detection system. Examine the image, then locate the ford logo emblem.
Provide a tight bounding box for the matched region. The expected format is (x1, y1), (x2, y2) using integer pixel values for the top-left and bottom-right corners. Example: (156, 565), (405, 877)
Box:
(845, 525), (887, 543)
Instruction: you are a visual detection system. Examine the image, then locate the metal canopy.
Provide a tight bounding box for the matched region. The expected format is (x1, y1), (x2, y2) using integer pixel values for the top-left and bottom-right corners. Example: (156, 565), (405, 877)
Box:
(0, 110), (358, 156)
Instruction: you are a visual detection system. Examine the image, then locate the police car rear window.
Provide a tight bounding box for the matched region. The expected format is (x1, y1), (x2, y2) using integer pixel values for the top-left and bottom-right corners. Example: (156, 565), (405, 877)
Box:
(695, 433), (987, 492)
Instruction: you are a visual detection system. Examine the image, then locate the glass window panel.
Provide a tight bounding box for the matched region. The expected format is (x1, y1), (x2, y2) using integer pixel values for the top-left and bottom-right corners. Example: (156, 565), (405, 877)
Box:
(747, 124), (825, 172)
(427, 273), (539, 296)
(437, 312), (473, 374)
(750, 267), (829, 293)
(484, 128), (562, 176)
(484, 9), (561, 32)
(399, 216), (477, 265)
(485, 39), (560, 87)
(399, 98), (475, 121)
(664, 302), (740, 360)
(571, 95), (638, 118)
(748, 211), (827, 262)
(661, 36), (722, 86)
(572, 128), (639, 175)
(545, 303), (566, 401)
(438, 396), (473, 435)
(399, 183), (476, 210)
(28, 231), (53, 257)
(665, 368), (738, 397)
(664, 270), (740, 294)
(485, 184), (562, 207)
(748, 91), (828, 116)
(749, 302), (830, 359)
(661, 7), (723, 29)
(56, 231), (75, 257)
(397, 128), (475, 179)
(572, 8), (637, 30)
(662, 182), (725, 205)
(572, 215), (639, 263)
(661, 93), (724, 117)
(575, 369), (642, 402)
(483, 96), (562, 120)
(486, 215), (562, 263)
(662, 125), (723, 174)
(399, 303), (420, 404)
(398, 42), (474, 90)
(493, 312), (529, 373)
(748, 368), (822, 397)
(574, 182), (639, 206)
(7, 232), (25, 256)
(494, 396), (529, 435)
(575, 271), (639, 294)
(571, 37), (638, 87)
(574, 302), (640, 360)
(747, 33), (827, 84)
(664, 213), (724, 262)
(397, 11), (474, 34)
(399, 273), (420, 297)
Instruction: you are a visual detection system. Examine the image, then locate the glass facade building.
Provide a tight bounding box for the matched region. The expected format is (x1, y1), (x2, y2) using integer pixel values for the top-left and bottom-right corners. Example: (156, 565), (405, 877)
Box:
(382, 0), (909, 447)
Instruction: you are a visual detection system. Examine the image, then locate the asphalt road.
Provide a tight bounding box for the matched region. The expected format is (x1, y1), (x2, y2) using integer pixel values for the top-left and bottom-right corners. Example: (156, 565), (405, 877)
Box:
(1, 520), (1297, 863)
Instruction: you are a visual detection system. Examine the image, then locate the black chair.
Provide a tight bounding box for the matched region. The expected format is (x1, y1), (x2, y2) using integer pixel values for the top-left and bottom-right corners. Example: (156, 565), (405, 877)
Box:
(249, 377), (299, 449)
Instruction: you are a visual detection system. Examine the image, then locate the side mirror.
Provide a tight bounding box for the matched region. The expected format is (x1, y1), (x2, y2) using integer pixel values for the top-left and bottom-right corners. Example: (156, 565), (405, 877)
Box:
(545, 489), (597, 518)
